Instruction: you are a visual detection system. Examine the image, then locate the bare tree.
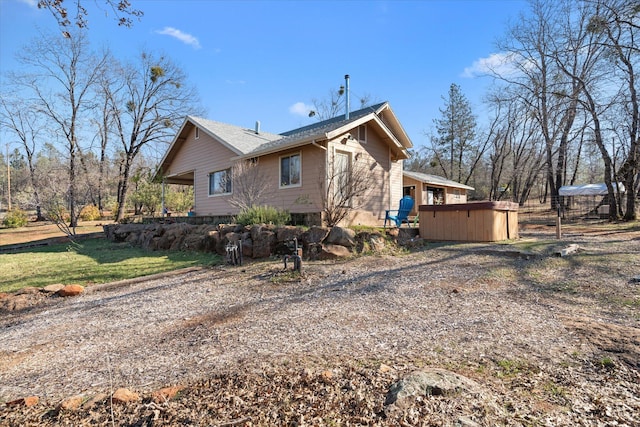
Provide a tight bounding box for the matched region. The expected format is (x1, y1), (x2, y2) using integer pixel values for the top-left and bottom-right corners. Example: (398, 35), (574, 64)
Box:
(37, 0), (143, 35)
(587, 0), (639, 220)
(492, 0), (585, 210)
(0, 96), (46, 220)
(321, 151), (373, 227)
(102, 51), (201, 221)
(309, 82), (374, 120)
(228, 160), (274, 211)
(10, 30), (108, 230)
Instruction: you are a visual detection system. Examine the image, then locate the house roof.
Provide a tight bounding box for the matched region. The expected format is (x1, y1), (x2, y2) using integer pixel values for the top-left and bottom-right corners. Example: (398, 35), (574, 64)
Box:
(157, 101), (413, 179)
(237, 101), (411, 160)
(189, 116), (282, 155)
(403, 170), (475, 191)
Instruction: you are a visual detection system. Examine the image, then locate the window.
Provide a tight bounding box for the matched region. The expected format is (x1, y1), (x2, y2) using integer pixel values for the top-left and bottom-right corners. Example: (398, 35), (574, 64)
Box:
(208, 169), (231, 195)
(195, 127), (199, 139)
(358, 125), (367, 143)
(334, 151), (351, 203)
(280, 153), (301, 187)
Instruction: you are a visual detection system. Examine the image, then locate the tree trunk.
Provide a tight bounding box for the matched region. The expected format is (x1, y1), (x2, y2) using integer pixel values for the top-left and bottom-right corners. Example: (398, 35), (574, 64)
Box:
(115, 153), (134, 222)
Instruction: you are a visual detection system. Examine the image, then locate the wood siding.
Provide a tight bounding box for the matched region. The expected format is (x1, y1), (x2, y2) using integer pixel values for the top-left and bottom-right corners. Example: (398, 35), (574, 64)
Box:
(403, 175), (468, 215)
(418, 202), (519, 242)
(165, 127), (238, 216)
(164, 119), (406, 226)
(325, 125), (398, 226)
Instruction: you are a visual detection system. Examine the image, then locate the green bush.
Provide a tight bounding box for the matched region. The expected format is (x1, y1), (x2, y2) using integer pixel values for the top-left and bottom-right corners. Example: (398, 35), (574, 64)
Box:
(80, 205), (101, 221)
(3, 209), (28, 228)
(235, 205), (291, 226)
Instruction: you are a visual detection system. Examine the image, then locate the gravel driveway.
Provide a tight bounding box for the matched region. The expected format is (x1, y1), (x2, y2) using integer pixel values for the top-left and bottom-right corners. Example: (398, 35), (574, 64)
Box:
(1, 226), (639, 425)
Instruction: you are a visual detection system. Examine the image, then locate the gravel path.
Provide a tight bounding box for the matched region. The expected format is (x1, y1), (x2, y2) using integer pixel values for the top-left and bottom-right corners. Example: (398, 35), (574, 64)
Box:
(1, 226), (639, 425)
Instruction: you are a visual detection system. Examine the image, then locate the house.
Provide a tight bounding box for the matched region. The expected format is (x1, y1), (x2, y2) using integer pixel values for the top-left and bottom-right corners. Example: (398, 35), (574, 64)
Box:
(156, 102), (413, 226)
(402, 170), (475, 216)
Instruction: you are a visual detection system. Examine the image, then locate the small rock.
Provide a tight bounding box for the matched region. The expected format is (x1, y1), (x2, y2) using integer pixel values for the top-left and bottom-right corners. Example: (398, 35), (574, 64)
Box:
(112, 388), (139, 404)
(457, 416), (481, 427)
(15, 287), (40, 295)
(152, 385), (185, 403)
(379, 364), (393, 373)
(42, 284), (65, 293)
(59, 395), (84, 410)
(629, 275), (640, 284)
(6, 396), (39, 407)
(320, 370), (333, 383)
(82, 393), (108, 409)
(555, 244), (580, 257)
(0, 292), (9, 299)
(57, 284), (85, 297)
(301, 368), (314, 382)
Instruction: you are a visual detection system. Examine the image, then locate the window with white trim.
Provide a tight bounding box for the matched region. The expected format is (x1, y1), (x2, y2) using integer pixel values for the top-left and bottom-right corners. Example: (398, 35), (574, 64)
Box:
(358, 125), (367, 143)
(208, 169), (231, 195)
(280, 153), (301, 187)
(195, 127), (199, 139)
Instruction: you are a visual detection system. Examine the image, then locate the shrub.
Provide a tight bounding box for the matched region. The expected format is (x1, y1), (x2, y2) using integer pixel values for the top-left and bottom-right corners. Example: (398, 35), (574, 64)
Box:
(3, 209), (28, 228)
(46, 205), (70, 222)
(80, 205), (101, 221)
(235, 205), (291, 226)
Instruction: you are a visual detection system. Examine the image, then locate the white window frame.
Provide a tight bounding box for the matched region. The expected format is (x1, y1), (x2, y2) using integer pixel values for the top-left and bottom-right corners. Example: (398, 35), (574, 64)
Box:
(279, 152), (302, 188)
(358, 124), (367, 143)
(208, 168), (232, 196)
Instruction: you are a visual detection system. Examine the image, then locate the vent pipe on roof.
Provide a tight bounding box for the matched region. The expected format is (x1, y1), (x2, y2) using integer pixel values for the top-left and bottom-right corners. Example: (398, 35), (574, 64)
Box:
(345, 74), (350, 120)
(255, 120), (260, 134)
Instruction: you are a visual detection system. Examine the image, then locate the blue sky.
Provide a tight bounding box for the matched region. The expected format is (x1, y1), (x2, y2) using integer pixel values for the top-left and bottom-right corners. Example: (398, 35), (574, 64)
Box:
(0, 0), (529, 150)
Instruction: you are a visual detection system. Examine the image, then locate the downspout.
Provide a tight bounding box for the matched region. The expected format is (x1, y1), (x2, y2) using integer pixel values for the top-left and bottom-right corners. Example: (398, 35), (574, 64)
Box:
(161, 178), (166, 217)
(312, 139), (329, 226)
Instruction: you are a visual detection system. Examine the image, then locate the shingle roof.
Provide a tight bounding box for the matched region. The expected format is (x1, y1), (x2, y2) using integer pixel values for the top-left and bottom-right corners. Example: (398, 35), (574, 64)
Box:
(403, 170), (475, 191)
(242, 102), (388, 156)
(188, 116), (282, 155)
(188, 103), (387, 158)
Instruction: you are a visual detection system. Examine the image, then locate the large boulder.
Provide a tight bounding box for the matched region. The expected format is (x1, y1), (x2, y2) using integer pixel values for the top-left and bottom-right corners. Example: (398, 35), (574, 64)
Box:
(241, 238), (253, 258)
(300, 226), (330, 249)
(318, 243), (351, 260)
(276, 226), (304, 243)
(157, 223), (192, 250)
(252, 228), (276, 259)
(182, 233), (205, 251)
(325, 226), (356, 248)
(354, 231), (387, 254)
(385, 368), (481, 406)
(203, 230), (221, 253)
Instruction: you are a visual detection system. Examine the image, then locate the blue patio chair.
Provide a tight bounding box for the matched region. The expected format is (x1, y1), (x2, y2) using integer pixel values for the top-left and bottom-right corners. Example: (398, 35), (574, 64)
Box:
(384, 195), (415, 228)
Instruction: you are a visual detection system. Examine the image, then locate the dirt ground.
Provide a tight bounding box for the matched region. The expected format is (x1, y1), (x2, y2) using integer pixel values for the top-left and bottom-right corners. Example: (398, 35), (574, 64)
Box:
(0, 221), (639, 426)
(0, 220), (111, 248)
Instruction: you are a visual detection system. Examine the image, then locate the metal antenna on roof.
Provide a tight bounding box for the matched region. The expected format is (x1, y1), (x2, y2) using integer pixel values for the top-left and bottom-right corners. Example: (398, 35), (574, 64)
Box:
(345, 74), (350, 120)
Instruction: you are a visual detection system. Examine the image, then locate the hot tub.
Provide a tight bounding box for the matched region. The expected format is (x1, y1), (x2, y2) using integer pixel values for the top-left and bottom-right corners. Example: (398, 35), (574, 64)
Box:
(418, 201), (519, 242)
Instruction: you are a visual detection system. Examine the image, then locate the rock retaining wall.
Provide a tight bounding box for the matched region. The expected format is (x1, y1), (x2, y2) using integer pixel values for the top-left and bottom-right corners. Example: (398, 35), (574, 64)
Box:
(103, 223), (396, 260)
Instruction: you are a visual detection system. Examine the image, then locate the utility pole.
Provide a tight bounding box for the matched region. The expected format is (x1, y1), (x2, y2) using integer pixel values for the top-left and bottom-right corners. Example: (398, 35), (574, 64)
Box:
(6, 143), (11, 211)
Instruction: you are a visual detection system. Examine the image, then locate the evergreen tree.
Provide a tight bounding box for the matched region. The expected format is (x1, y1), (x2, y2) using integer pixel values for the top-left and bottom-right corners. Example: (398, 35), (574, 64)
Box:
(432, 83), (478, 183)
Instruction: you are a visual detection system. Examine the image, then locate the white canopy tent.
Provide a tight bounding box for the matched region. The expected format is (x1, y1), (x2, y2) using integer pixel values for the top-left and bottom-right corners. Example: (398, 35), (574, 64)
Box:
(559, 183), (626, 196)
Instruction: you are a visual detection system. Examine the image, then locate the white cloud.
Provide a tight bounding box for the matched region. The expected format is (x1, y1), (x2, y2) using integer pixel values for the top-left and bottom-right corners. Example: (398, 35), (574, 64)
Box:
(156, 27), (201, 49)
(462, 52), (521, 78)
(289, 102), (313, 117)
(18, 0), (38, 7)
